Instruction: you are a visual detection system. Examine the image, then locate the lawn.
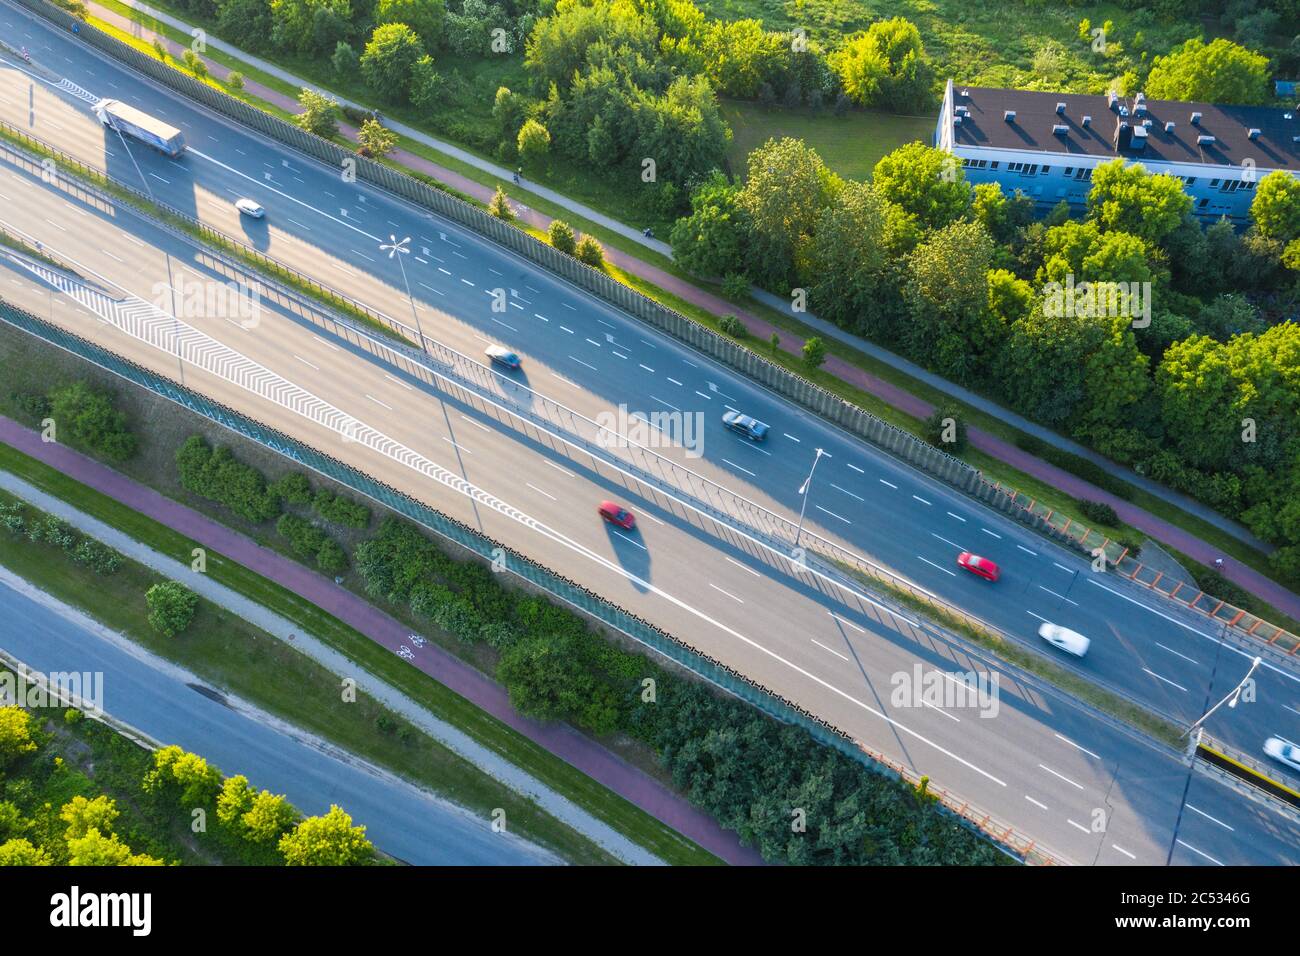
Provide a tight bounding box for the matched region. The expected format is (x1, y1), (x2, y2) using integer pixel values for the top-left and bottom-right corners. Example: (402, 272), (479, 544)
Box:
(721, 98), (935, 181)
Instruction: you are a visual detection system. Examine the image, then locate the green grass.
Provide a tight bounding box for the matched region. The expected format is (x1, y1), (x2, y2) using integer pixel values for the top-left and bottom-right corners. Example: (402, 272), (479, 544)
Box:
(0, 442), (720, 865)
(721, 98), (934, 181)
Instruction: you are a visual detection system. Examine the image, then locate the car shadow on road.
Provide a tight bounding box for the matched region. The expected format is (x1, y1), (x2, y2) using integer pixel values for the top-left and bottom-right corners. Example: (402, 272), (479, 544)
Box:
(603, 521), (651, 593)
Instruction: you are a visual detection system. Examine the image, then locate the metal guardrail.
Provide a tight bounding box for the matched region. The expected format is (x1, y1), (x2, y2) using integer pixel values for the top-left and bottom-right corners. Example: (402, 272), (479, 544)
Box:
(0, 289), (1061, 864)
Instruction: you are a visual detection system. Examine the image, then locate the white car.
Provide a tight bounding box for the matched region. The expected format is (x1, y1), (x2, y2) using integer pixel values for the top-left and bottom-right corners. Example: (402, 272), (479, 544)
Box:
(1037, 621), (1090, 658)
(235, 198), (265, 218)
(1264, 736), (1300, 773)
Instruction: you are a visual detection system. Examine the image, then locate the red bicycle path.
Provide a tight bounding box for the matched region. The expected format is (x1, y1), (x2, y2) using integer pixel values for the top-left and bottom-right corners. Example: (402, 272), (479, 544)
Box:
(0, 416), (764, 865)
(71, 5), (1300, 625)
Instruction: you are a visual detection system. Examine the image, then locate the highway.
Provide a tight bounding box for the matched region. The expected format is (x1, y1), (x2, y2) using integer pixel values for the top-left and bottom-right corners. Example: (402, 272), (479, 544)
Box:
(0, 1), (1298, 864)
(0, 568), (557, 865)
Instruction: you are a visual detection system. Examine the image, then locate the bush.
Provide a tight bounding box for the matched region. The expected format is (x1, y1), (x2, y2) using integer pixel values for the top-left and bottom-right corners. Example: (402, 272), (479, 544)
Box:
(923, 404), (968, 452)
(175, 436), (281, 523)
(575, 235), (604, 268)
(9, 390), (51, 423)
(0, 503), (24, 535)
(71, 539), (121, 575)
(802, 336), (827, 370)
(48, 382), (136, 461)
(720, 273), (750, 299)
(1076, 499), (1119, 528)
(312, 490), (370, 529)
(270, 473), (313, 505)
(146, 582), (198, 637)
(277, 514), (349, 573)
(487, 185), (514, 221)
(547, 220), (576, 255)
(718, 314), (747, 338)
(226, 71), (244, 92)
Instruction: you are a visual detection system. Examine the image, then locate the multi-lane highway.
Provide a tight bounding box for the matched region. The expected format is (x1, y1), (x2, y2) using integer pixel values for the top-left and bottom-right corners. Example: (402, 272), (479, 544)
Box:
(1, 0), (1298, 864)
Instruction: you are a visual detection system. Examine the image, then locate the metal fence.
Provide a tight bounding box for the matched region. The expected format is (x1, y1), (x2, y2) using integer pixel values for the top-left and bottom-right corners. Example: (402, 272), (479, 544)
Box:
(0, 286), (1064, 863)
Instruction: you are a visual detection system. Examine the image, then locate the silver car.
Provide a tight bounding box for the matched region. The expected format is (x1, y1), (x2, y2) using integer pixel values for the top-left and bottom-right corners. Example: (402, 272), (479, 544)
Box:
(1264, 736), (1300, 773)
(1037, 622), (1090, 657)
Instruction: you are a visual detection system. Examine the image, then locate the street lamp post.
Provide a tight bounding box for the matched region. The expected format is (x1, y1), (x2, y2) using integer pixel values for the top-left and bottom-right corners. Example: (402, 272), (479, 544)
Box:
(379, 234), (426, 353)
(793, 447), (829, 548)
(1164, 637), (1260, 865)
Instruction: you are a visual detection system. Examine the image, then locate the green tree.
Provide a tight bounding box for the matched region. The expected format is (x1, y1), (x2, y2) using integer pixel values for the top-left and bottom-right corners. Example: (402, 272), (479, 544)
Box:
(1037, 220), (1154, 287)
(217, 775), (256, 827)
(0, 708), (37, 769)
(903, 220), (999, 382)
(360, 23), (426, 101)
(408, 55), (441, 109)
(497, 633), (596, 722)
(330, 41), (359, 77)
(146, 581), (199, 638)
(48, 382), (136, 461)
(487, 185), (514, 221)
(1145, 37), (1270, 105)
(357, 117), (396, 157)
(60, 795), (119, 841)
(516, 118), (551, 164)
(0, 839), (51, 866)
(279, 805), (372, 865)
(802, 336), (827, 369)
(804, 181), (893, 335)
(547, 219), (577, 254)
(226, 70), (245, 91)
(575, 235), (605, 267)
(373, 0), (444, 49)
(295, 87), (339, 138)
(269, 0), (351, 55)
(872, 142), (970, 232)
(181, 49), (208, 78)
(1250, 170), (1300, 244)
(669, 172), (749, 278)
(829, 17), (933, 112)
(1087, 159), (1192, 246)
(738, 137), (842, 284)
(243, 791), (298, 844)
(66, 829), (161, 866)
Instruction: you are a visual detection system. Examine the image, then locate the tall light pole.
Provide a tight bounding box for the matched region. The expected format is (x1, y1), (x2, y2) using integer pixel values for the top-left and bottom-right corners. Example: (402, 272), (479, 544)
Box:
(794, 447), (829, 548)
(379, 234), (426, 353)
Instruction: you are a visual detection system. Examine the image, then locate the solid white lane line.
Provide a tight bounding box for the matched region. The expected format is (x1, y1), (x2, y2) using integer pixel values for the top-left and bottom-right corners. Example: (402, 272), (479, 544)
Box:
(1142, 668), (1187, 692)
(709, 583), (744, 604)
(721, 458), (756, 477)
(811, 639), (849, 662)
(365, 394), (392, 410)
(815, 505), (850, 524)
(526, 483), (555, 501)
(1053, 734), (1101, 760)
(918, 556), (957, 576)
(828, 612), (866, 634)
(912, 495), (931, 506)
(830, 483), (863, 501)
(1155, 642), (1200, 665)
(1186, 804), (1234, 831)
(1025, 795), (1048, 811)
(1038, 764), (1084, 790)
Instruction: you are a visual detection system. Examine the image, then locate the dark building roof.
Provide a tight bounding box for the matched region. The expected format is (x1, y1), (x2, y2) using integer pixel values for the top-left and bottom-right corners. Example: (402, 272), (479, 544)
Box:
(949, 85), (1300, 172)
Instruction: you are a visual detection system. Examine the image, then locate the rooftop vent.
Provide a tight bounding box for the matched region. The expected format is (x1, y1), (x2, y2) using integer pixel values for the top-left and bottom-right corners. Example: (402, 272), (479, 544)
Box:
(1052, 124), (1069, 135)
(1165, 121), (1176, 133)
(1119, 105), (1130, 117)
(1190, 111), (1203, 126)
(1247, 127), (1261, 139)
(953, 116), (963, 125)
(1131, 125), (1148, 149)
(1082, 115), (1092, 128)
(1197, 134), (1216, 145)
(960, 88), (970, 98)
(1004, 110), (1016, 122)
(1107, 91), (1119, 111)
(1135, 91), (1146, 102)
(1056, 102), (1067, 115)
(1134, 101), (1147, 115)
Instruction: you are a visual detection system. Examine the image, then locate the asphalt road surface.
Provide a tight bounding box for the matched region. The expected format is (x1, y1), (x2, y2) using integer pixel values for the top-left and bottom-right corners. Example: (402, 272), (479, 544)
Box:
(0, 3), (1297, 864)
(0, 569), (556, 865)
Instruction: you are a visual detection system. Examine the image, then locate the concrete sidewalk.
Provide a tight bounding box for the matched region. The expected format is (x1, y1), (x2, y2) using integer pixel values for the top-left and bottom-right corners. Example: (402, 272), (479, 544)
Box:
(66, 0), (1300, 620)
(0, 415), (763, 865)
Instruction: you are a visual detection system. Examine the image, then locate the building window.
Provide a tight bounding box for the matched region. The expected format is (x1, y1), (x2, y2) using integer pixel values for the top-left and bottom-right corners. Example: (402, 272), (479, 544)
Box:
(990, 161), (999, 169)
(1064, 167), (1074, 176)
(1040, 166), (1050, 174)
(1210, 179), (1220, 187)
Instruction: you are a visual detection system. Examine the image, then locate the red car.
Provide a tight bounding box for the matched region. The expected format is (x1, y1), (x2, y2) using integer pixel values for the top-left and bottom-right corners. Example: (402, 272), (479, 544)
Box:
(957, 552), (1000, 581)
(597, 500), (636, 530)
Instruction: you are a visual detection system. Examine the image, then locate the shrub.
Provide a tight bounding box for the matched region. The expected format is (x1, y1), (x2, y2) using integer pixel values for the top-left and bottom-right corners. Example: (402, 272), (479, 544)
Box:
(547, 220), (576, 255)
(718, 314), (747, 338)
(923, 404), (968, 452)
(226, 71), (245, 92)
(38, 517), (76, 552)
(146, 582), (199, 637)
(487, 185), (514, 221)
(720, 272), (750, 299)
(270, 472), (313, 505)
(48, 382), (136, 461)
(575, 235), (604, 267)
(71, 539), (121, 575)
(312, 490), (370, 529)
(1076, 499), (1119, 527)
(0, 503), (25, 534)
(9, 390), (51, 422)
(175, 436), (281, 523)
(802, 336), (827, 369)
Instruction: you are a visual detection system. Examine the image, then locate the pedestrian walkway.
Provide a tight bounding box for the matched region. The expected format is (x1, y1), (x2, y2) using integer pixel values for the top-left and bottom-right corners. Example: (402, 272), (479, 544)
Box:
(66, 0), (1300, 619)
(0, 415), (763, 865)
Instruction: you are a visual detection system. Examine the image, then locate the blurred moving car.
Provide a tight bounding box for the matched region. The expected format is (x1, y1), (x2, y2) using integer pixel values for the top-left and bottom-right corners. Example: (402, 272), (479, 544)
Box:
(484, 345), (521, 369)
(1037, 622), (1090, 657)
(235, 198), (265, 218)
(722, 410), (769, 441)
(1264, 736), (1300, 773)
(597, 500), (635, 530)
(957, 552), (1000, 581)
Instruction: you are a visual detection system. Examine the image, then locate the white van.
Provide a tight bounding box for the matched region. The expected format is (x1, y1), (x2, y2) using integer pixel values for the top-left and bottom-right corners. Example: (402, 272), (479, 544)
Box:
(1037, 622), (1090, 658)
